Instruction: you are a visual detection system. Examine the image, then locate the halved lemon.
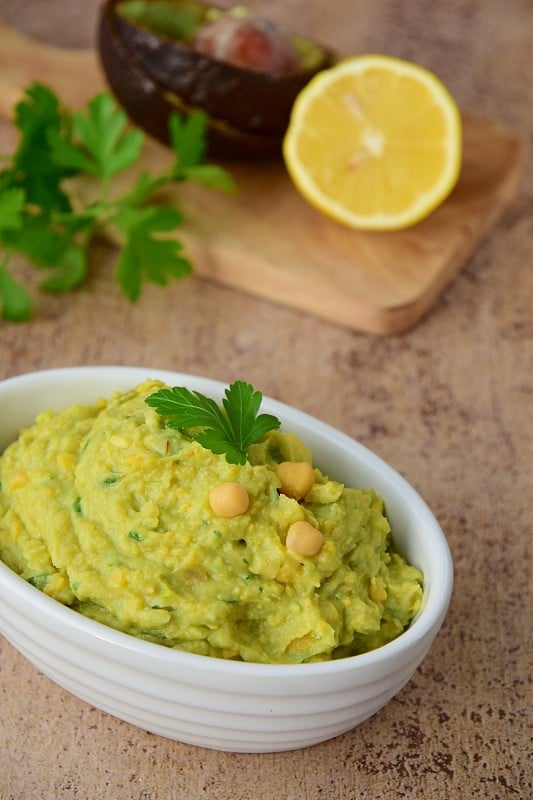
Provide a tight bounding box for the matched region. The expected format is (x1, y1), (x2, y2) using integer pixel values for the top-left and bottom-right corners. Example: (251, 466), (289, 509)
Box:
(282, 54), (462, 230)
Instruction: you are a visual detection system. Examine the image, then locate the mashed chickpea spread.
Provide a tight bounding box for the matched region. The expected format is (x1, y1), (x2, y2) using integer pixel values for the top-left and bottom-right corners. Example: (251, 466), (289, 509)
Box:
(0, 381), (423, 663)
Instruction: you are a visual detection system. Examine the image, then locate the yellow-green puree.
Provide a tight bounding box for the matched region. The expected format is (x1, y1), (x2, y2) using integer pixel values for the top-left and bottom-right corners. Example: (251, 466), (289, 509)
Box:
(0, 381), (423, 663)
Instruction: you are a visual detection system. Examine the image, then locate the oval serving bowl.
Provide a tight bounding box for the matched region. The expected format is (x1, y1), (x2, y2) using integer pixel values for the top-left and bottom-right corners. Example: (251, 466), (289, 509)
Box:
(0, 366), (453, 753)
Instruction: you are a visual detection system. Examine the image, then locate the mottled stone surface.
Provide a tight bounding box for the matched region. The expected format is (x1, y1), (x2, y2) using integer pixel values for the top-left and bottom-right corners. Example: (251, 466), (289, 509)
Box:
(0, 1), (531, 798)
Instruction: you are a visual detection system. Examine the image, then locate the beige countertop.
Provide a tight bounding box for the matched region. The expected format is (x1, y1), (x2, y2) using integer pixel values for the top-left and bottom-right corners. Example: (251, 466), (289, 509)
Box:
(0, 1), (531, 798)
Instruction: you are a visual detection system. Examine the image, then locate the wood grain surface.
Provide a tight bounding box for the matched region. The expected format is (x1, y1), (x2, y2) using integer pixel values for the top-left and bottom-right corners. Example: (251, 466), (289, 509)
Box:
(0, 22), (524, 334)
(0, 1), (531, 799)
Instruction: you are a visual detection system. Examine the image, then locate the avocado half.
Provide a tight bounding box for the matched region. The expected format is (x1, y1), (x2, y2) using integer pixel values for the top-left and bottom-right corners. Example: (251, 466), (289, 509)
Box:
(97, 0), (336, 159)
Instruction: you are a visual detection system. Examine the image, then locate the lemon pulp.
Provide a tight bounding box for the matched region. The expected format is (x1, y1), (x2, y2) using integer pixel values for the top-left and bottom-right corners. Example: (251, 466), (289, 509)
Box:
(283, 54), (462, 230)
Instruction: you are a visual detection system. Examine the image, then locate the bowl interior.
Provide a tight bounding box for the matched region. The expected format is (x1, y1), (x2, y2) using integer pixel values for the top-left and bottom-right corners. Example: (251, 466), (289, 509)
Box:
(0, 366), (453, 669)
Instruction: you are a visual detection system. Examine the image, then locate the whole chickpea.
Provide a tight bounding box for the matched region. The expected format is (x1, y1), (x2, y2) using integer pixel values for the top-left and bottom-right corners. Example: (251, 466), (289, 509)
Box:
(276, 461), (315, 500)
(209, 482), (249, 517)
(285, 521), (324, 556)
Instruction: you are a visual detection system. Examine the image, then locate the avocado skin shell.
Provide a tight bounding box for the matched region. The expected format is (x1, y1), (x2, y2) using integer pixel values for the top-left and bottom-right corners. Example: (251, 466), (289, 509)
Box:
(98, 0), (336, 160)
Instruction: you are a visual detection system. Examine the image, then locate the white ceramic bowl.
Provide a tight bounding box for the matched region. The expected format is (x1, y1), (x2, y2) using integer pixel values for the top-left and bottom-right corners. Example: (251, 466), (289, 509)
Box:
(0, 367), (453, 753)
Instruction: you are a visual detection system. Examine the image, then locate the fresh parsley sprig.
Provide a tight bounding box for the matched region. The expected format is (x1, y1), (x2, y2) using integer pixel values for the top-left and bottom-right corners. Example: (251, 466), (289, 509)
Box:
(0, 83), (235, 322)
(146, 380), (281, 465)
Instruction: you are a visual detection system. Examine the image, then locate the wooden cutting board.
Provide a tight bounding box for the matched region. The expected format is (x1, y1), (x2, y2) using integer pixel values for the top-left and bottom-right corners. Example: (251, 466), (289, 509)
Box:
(0, 22), (524, 334)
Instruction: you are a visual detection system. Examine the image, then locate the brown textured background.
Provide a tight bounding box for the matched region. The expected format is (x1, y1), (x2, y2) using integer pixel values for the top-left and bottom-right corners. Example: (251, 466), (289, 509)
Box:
(0, 1), (531, 798)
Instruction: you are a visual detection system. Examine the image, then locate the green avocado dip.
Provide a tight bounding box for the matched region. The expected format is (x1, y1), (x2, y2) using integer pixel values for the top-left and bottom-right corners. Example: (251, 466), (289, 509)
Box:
(0, 380), (423, 664)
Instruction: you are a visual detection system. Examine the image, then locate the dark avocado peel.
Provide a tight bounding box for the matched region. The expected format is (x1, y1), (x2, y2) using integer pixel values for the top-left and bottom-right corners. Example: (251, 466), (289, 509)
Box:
(98, 0), (336, 159)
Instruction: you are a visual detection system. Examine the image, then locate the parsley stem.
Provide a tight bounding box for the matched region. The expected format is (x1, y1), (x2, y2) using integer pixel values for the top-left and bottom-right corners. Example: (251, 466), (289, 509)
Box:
(101, 175), (112, 205)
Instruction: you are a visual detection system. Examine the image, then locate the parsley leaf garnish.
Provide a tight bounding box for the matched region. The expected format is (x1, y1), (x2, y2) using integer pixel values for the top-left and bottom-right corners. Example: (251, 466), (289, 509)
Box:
(0, 188), (33, 321)
(0, 83), (236, 321)
(0, 187), (25, 229)
(169, 109), (208, 173)
(7, 83), (74, 212)
(145, 381), (281, 465)
(0, 255), (33, 322)
(50, 93), (144, 183)
(167, 110), (236, 191)
(114, 205), (192, 301)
